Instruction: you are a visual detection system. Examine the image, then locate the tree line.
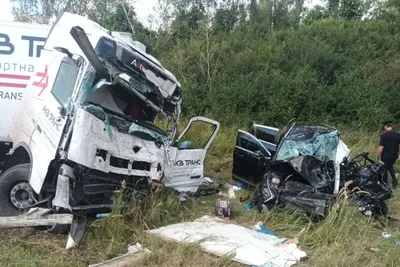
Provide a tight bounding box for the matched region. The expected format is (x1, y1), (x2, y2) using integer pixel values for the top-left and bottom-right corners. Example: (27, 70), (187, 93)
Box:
(11, 0), (400, 128)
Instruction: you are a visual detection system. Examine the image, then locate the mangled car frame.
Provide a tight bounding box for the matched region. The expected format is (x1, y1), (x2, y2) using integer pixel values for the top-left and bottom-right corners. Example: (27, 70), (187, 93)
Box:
(0, 12), (219, 245)
(232, 122), (392, 219)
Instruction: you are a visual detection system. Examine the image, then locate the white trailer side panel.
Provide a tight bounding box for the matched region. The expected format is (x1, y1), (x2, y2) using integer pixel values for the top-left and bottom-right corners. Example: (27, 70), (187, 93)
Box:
(0, 21), (50, 137)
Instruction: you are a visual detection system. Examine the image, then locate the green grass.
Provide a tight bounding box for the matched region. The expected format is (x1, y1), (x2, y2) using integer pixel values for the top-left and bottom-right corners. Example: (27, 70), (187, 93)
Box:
(1, 125), (400, 267)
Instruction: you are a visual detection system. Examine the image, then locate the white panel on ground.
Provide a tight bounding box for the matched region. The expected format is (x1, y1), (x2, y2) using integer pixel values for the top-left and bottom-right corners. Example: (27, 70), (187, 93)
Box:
(147, 216), (307, 267)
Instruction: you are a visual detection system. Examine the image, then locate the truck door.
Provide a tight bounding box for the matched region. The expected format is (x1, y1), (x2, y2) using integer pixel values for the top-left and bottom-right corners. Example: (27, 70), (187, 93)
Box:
(163, 117), (220, 193)
(29, 54), (80, 194)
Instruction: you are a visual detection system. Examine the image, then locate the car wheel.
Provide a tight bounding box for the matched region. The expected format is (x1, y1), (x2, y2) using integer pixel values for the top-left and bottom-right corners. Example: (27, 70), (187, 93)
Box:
(0, 164), (36, 216)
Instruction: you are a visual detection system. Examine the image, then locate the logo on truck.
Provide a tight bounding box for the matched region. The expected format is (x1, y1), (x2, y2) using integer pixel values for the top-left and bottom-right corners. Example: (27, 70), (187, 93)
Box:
(34, 65), (49, 96)
(0, 34), (45, 58)
(42, 105), (62, 132)
(0, 33), (48, 99)
(0, 64), (49, 98)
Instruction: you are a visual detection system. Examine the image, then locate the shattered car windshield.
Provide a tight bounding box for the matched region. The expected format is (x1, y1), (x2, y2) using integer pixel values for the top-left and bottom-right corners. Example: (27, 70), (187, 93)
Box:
(275, 125), (340, 162)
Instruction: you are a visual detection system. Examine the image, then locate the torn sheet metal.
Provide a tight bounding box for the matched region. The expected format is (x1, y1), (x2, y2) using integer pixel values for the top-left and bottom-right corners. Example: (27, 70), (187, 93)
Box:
(336, 139), (351, 164)
(147, 216), (307, 267)
(289, 156), (335, 189)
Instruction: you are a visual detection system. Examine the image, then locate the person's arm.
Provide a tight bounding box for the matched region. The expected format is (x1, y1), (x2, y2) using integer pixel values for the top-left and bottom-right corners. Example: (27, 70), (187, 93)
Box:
(377, 134), (384, 160)
(398, 133), (400, 161)
(377, 146), (383, 160)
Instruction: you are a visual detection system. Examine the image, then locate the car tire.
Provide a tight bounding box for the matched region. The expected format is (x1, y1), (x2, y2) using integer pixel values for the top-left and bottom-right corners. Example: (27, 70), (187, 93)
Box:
(0, 163), (36, 216)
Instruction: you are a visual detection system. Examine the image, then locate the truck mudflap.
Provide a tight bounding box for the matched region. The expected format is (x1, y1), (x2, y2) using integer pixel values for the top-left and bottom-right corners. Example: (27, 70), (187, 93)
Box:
(0, 138), (13, 169)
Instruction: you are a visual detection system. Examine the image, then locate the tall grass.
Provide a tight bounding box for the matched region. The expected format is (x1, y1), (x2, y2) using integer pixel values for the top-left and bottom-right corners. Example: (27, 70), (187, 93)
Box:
(0, 124), (399, 267)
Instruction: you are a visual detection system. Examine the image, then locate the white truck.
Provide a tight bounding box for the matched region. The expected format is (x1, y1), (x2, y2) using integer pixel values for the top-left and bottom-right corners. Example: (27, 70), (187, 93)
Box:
(0, 12), (219, 248)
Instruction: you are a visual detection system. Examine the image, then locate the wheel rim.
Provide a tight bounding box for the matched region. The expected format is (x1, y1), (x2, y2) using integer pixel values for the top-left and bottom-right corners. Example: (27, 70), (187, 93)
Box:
(9, 182), (35, 209)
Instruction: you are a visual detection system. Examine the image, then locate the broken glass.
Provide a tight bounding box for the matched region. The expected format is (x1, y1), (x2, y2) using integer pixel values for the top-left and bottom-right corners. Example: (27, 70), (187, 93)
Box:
(276, 130), (340, 162)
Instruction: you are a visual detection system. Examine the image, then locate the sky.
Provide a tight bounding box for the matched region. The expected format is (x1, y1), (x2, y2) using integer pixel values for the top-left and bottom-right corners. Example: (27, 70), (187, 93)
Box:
(0, 0), (324, 26)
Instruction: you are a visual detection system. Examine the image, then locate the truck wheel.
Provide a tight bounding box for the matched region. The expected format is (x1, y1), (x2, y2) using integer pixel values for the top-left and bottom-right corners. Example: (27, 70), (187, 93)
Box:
(0, 164), (36, 216)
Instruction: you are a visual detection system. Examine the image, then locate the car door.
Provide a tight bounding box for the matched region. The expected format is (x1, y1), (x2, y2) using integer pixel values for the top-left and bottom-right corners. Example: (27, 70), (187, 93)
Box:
(232, 130), (271, 186)
(163, 117), (220, 193)
(29, 54), (81, 194)
(251, 124), (280, 156)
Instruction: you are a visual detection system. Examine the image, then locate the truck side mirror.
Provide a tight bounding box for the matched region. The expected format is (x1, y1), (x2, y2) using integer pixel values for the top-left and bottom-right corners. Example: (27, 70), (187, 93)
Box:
(54, 47), (73, 58)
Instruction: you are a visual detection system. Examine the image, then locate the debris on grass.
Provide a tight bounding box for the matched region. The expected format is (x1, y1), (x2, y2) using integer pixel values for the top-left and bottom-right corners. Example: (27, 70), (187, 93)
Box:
(178, 192), (193, 202)
(214, 200), (232, 218)
(202, 177), (215, 185)
(253, 222), (277, 236)
(244, 204), (256, 211)
(88, 242), (151, 267)
(382, 232), (392, 239)
(147, 215), (307, 267)
(369, 248), (380, 253)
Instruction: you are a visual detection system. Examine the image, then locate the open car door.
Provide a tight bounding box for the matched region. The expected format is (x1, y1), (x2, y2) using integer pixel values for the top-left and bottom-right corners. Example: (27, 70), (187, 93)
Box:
(251, 124), (280, 156)
(163, 117), (220, 193)
(232, 124), (280, 186)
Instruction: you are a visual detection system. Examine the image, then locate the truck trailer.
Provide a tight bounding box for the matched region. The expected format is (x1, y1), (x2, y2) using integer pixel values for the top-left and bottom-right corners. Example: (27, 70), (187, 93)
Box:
(0, 21), (50, 137)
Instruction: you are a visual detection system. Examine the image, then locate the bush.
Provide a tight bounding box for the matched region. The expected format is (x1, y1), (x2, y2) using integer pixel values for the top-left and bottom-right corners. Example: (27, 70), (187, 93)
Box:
(159, 19), (400, 129)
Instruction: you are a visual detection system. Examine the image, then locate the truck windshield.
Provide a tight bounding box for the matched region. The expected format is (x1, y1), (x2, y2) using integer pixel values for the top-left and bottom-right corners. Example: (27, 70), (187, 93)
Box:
(88, 82), (157, 123)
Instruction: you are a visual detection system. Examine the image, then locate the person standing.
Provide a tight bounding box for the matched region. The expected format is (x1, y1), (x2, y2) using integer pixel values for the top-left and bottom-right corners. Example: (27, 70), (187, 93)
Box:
(377, 121), (400, 188)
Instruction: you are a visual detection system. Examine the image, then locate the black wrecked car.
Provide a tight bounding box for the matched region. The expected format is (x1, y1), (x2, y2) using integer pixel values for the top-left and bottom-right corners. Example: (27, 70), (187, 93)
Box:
(232, 122), (393, 219)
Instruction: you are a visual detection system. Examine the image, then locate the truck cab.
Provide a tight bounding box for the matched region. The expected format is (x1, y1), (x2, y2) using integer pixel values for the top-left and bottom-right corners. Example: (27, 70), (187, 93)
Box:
(0, 13), (219, 221)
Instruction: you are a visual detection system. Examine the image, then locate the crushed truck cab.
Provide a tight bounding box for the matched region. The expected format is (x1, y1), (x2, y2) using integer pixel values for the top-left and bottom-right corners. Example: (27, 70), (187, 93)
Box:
(0, 12), (219, 230)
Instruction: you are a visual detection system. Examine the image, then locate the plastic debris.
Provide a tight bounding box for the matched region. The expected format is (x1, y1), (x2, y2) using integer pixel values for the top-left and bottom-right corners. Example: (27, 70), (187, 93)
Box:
(228, 189), (236, 199)
(253, 222), (277, 236)
(225, 183), (240, 191)
(244, 204), (256, 211)
(237, 182), (249, 189)
(382, 232), (392, 239)
(224, 183), (240, 199)
(147, 215), (307, 267)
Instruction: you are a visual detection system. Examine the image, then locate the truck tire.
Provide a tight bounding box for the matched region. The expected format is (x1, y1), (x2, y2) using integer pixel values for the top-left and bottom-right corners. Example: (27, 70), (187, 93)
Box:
(0, 164), (36, 216)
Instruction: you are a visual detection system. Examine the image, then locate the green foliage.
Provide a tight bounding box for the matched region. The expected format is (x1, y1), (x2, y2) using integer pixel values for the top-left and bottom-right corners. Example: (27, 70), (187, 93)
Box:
(158, 11), (400, 129)
(10, 0), (400, 130)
